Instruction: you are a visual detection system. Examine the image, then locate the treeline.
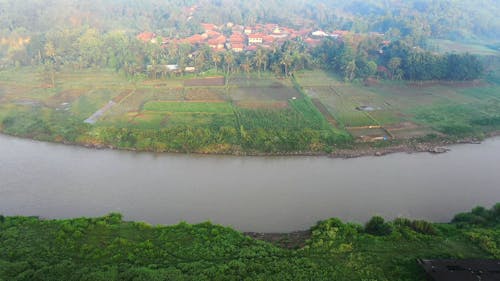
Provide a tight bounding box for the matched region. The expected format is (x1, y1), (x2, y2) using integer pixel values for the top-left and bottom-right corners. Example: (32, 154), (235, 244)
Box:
(0, 204), (499, 280)
(314, 38), (484, 81)
(2, 22), (484, 83)
(2, 25), (314, 79)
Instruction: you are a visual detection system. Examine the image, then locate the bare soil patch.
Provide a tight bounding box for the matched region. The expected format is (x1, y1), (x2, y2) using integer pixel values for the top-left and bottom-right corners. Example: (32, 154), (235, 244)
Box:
(235, 100), (289, 109)
(112, 90), (134, 103)
(232, 84), (299, 101)
(347, 126), (389, 141)
(385, 122), (440, 139)
(185, 88), (225, 101)
(184, 76), (225, 87)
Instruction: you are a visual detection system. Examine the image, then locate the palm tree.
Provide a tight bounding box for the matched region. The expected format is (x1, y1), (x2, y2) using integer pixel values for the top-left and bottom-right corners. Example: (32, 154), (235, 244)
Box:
(253, 48), (266, 78)
(212, 52), (222, 73)
(223, 51), (235, 86)
(279, 51), (293, 77)
(241, 57), (251, 80)
(44, 41), (57, 87)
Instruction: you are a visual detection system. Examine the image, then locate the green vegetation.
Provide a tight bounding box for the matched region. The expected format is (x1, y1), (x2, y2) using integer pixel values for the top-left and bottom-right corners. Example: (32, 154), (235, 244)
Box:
(1, 204), (499, 280)
(1, 66), (500, 154)
(0, 0), (499, 154)
(143, 101), (234, 114)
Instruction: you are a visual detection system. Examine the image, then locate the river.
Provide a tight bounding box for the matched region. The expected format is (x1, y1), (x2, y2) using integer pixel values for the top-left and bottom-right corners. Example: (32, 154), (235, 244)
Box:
(0, 134), (499, 232)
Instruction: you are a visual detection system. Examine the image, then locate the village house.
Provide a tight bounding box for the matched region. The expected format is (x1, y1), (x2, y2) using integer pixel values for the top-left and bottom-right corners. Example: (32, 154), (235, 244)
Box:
(232, 43), (244, 52)
(229, 33), (246, 51)
(244, 27), (252, 35)
(137, 32), (157, 43)
(312, 30), (329, 37)
(208, 35), (226, 50)
(248, 33), (263, 45)
(138, 21), (338, 54)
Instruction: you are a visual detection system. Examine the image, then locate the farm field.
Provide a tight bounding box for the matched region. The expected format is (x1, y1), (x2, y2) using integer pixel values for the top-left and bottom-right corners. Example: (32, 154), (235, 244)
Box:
(429, 39), (500, 56)
(295, 69), (500, 140)
(0, 67), (500, 153)
(0, 69), (349, 153)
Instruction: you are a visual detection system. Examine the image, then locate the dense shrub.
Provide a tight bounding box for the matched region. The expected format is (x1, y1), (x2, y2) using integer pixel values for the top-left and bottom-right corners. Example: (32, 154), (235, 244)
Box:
(393, 218), (437, 235)
(452, 204), (500, 226)
(364, 216), (392, 236)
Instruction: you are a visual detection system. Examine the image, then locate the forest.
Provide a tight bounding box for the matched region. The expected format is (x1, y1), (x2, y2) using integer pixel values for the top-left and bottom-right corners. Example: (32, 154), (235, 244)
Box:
(0, 204), (499, 280)
(0, 0), (495, 82)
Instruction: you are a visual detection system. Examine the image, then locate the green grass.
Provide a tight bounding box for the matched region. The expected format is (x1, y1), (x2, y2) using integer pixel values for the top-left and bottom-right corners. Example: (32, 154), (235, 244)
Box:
(1, 204), (499, 280)
(236, 98), (332, 131)
(143, 101), (234, 114)
(2, 67), (500, 153)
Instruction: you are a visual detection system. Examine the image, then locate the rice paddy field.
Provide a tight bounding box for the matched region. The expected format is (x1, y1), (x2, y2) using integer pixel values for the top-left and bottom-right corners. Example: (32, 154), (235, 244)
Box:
(0, 66), (500, 153)
(295, 68), (500, 140)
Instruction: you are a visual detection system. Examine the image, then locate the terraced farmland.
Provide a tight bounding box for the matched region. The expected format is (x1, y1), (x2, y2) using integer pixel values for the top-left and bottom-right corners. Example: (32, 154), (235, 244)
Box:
(1, 67), (500, 153)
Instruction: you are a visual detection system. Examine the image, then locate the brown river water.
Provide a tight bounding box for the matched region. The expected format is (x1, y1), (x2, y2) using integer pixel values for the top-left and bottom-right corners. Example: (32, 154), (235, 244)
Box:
(0, 134), (499, 232)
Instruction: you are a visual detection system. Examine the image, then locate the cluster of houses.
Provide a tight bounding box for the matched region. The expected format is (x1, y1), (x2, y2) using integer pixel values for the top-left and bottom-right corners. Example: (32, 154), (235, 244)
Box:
(137, 22), (350, 53)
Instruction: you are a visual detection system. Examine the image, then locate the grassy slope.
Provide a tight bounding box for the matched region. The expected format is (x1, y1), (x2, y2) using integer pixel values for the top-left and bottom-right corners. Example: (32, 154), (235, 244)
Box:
(0, 206), (499, 281)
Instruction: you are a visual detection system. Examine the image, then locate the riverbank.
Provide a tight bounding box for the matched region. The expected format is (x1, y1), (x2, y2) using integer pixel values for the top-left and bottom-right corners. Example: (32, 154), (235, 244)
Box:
(2, 67), (500, 158)
(0, 204), (498, 280)
(1, 130), (497, 159)
(2, 132), (500, 232)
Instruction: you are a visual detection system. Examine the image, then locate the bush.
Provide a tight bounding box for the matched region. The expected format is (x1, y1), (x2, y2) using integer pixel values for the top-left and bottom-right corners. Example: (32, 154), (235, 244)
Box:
(365, 216), (392, 236)
(493, 203), (500, 220)
(394, 218), (437, 235)
(452, 204), (500, 226)
(104, 213), (123, 225)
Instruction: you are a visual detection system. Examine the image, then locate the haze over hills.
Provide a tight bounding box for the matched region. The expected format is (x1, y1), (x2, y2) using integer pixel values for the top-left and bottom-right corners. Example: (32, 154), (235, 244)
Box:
(1, 0), (499, 41)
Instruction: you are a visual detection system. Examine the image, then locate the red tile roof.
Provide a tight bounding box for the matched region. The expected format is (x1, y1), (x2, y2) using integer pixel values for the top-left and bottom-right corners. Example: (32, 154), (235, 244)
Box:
(232, 43), (244, 49)
(137, 32), (156, 42)
(201, 23), (218, 31)
(262, 35), (274, 43)
(245, 45), (258, 51)
(206, 30), (221, 38)
(208, 35), (226, 45)
(186, 34), (205, 44)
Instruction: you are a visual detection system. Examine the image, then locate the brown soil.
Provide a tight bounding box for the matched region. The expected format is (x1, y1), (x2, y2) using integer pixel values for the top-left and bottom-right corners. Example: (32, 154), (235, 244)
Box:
(184, 76), (225, 86)
(233, 86), (299, 101)
(235, 100), (289, 109)
(185, 88), (225, 101)
(112, 90), (133, 103)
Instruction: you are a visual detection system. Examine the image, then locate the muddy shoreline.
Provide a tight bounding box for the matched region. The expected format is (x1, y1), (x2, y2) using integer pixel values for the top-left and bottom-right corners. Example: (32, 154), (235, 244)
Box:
(1, 131), (499, 159)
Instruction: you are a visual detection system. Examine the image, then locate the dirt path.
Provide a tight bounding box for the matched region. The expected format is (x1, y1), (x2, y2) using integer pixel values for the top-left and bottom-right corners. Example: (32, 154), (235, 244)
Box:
(84, 101), (116, 124)
(311, 98), (339, 128)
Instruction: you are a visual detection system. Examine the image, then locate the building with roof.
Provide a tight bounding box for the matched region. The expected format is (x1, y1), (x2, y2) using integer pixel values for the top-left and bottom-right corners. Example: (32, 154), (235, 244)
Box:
(248, 34), (263, 45)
